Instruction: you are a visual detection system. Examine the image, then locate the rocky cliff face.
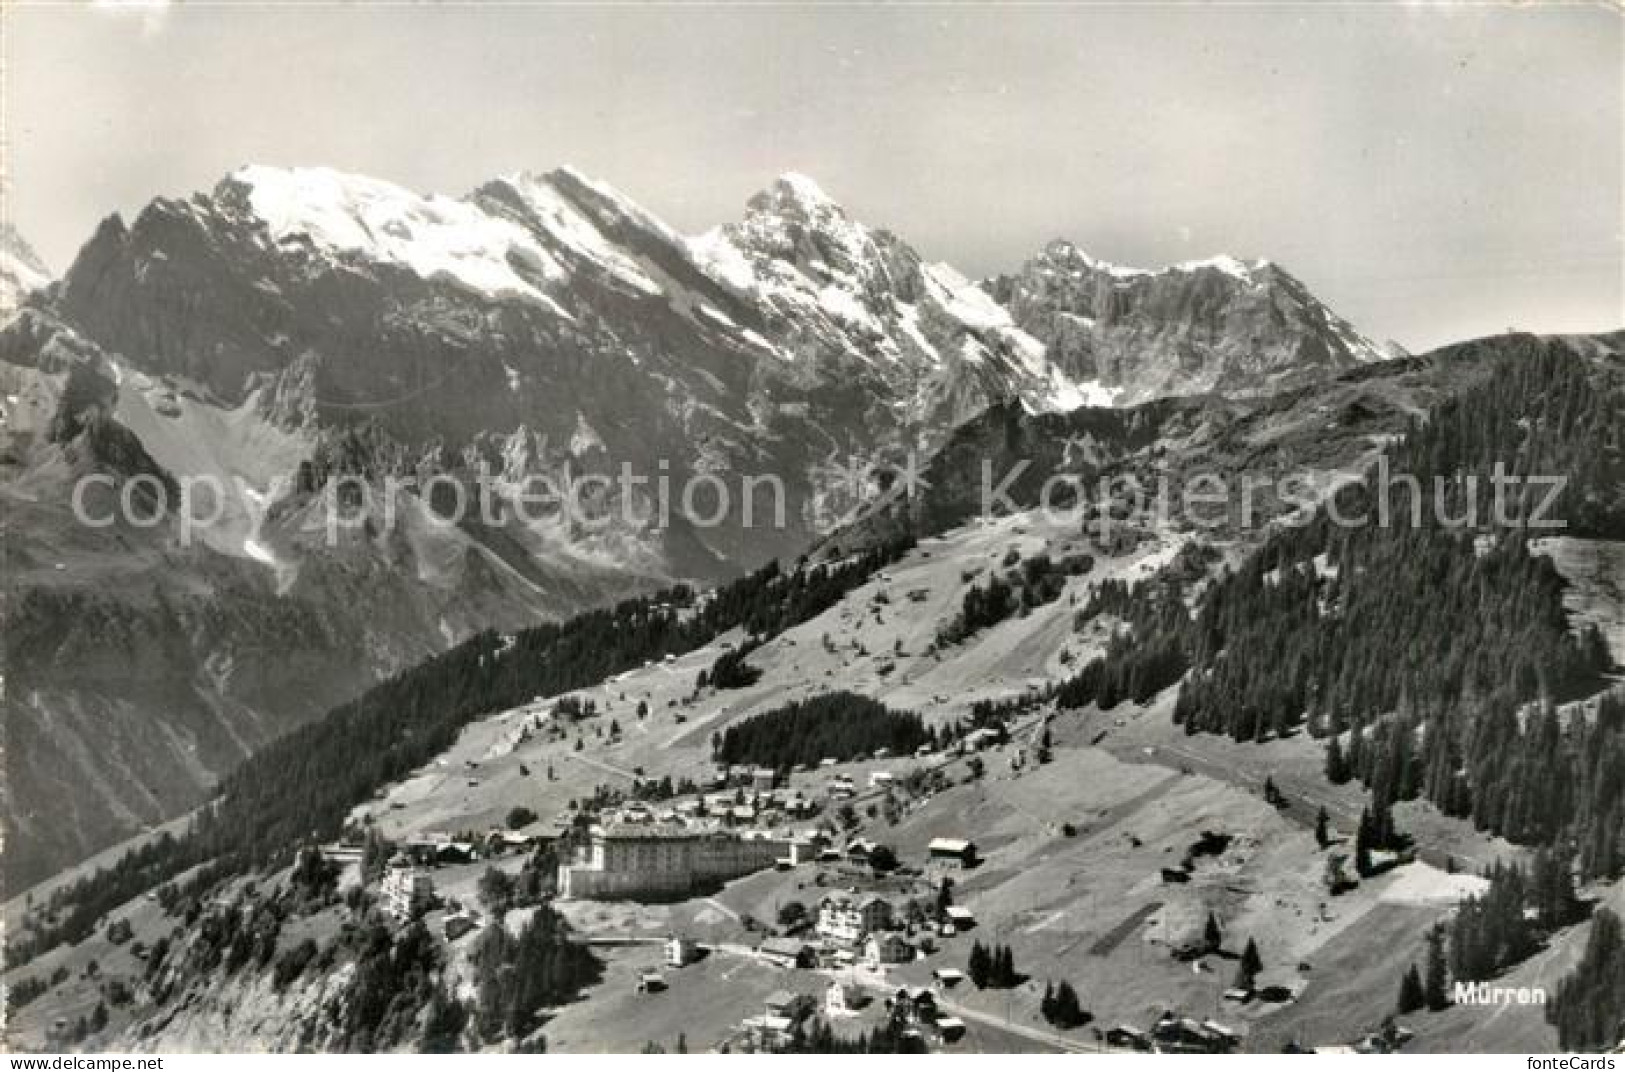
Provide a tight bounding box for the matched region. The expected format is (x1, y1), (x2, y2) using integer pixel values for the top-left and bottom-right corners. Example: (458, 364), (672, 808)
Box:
(984, 239), (1398, 404)
(2, 166), (1391, 886)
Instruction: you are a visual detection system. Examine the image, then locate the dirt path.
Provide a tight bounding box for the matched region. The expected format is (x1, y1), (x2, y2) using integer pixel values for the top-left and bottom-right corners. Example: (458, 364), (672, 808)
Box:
(703, 897), (741, 923)
(1089, 901), (1163, 956)
(565, 750), (640, 782)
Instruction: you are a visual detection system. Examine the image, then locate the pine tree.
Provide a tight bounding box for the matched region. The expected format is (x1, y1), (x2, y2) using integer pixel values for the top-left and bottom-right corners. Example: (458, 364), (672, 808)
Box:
(994, 945), (1017, 988)
(1355, 808), (1375, 877)
(1204, 911), (1223, 953)
(420, 986), (468, 1053)
(1235, 938), (1263, 991)
(1314, 806), (1331, 848)
(1371, 797), (1399, 850)
(360, 826), (391, 884)
(1397, 964), (1425, 1014)
(1424, 925), (1450, 1011)
(968, 941), (991, 988)
(1054, 981), (1086, 1028)
(1531, 848), (1579, 929)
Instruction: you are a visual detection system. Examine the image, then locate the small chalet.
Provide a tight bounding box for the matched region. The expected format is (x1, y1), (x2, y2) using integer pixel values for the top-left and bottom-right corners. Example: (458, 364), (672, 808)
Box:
(1105, 1025), (1151, 1051)
(666, 935), (700, 968)
(864, 932), (914, 970)
(758, 938), (813, 970)
(888, 986), (938, 1025)
(764, 990), (815, 1023)
(825, 981), (867, 1016)
(1150, 1013), (1240, 1054)
(928, 838), (978, 869)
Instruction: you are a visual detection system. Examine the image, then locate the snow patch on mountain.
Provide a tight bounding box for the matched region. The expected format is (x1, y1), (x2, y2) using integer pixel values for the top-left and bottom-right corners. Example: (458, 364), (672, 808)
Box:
(1048, 378), (1124, 410)
(920, 263), (1012, 335)
(498, 172), (666, 298)
(1175, 254), (1270, 281)
(684, 227), (756, 292)
(2, 224), (52, 313)
(570, 412), (606, 455)
(1037, 240), (1273, 285)
(230, 165), (574, 312)
(549, 165), (691, 250)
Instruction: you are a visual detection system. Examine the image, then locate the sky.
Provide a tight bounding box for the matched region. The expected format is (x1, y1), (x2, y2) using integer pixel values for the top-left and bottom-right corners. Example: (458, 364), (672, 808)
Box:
(5, 1), (1621, 351)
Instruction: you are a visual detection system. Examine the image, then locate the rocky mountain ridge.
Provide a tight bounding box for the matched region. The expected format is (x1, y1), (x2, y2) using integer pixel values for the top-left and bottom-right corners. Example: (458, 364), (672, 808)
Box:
(2, 164), (1392, 885)
(984, 238), (1400, 404)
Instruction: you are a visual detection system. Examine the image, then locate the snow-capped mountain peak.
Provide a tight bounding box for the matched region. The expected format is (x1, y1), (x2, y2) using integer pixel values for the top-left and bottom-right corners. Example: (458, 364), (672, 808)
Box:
(1033, 237), (1272, 285)
(708, 171), (896, 287)
(224, 164), (571, 305)
(52, 162), (1394, 441)
(1037, 237), (1146, 280)
(681, 174), (1107, 413)
(2, 223), (53, 313)
(1175, 253), (1272, 280)
(220, 163), (709, 315)
(758, 171), (842, 215)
